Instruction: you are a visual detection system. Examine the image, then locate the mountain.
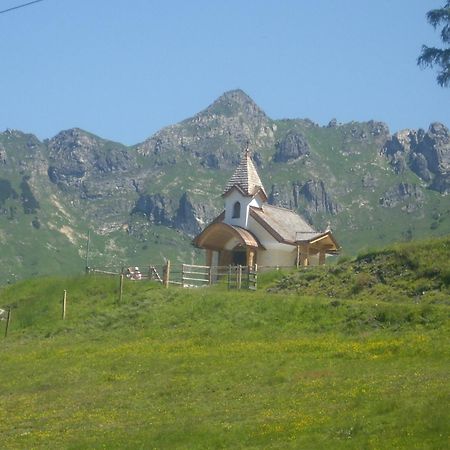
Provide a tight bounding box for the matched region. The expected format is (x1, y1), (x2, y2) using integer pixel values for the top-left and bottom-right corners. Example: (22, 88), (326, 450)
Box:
(0, 89), (449, 283)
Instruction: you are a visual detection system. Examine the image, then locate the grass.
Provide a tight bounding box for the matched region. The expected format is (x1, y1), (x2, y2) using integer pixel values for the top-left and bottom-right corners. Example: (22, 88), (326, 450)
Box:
(275, 235), (450, 305)
(0, 238), (449, 449)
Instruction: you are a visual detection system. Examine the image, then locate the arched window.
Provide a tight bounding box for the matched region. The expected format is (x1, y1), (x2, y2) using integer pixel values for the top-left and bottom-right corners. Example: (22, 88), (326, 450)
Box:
(232, 201), (241, 218)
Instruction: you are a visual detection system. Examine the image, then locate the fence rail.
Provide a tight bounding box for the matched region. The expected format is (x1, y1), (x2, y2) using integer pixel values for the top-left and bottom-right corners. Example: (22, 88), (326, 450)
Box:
(87, 261), (306, 291)
(87, 261), (262, 290)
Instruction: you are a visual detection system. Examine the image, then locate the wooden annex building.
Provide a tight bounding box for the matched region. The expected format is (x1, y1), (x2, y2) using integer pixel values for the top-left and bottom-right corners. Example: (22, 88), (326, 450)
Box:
(193, 149), (340, 268)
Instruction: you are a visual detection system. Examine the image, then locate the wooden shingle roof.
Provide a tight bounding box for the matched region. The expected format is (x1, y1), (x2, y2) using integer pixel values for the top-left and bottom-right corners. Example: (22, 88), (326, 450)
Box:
(249, 204), (340, 252)
(250, 204), (329, 244)
(222, 150), (267, 199)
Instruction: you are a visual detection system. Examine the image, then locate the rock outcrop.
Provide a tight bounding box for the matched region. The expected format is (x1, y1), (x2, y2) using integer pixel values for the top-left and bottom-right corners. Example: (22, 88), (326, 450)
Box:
(273, 131), (310, 162)
(132, 191), (218, 237)
(0, 179), (18, 207)
(379, 183), (424, 212)
(0, 146), (7, 165)
(132, 193), (175, 227)
(383, 123), (450, 193)
(295, 180), (340, 215)
(268, 179), (339, 216)
(47, 128), (135, 190)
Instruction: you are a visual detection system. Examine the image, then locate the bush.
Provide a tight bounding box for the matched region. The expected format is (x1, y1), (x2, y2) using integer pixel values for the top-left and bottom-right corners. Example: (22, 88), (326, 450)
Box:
(350, 272), (374, 295)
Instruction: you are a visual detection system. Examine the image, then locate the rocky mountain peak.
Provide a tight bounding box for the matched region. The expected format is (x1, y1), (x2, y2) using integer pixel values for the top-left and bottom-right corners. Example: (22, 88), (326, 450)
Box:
(1, 129), (30, 139)
(49, 128), (96, 153)
(0, 129), (42, 149)
(201, 89), (269, 121)
(137, 90), (276, 167)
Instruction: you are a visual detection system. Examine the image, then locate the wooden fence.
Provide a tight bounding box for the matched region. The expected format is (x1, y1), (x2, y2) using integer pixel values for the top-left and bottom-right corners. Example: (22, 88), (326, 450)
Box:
(161, 262), (258, 290)
(181, 264), (211, 287)
(87, 262), (259, 290)
(87, 266), (164, 282)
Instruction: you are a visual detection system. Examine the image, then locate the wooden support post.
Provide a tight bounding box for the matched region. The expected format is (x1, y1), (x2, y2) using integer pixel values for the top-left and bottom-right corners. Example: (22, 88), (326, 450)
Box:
(247, 248), (255, 269)
(163, 260), (171, 288)
(4, 308), (11, 338)
(296, 244), (300, 269)
(119, 273), (124, 303)
(319, 250), (326, 265)
(299, 243), (310, 267)
(206, 249), (213, 267)
(62, 290), (67, 320)
(304, 244), (310, 267)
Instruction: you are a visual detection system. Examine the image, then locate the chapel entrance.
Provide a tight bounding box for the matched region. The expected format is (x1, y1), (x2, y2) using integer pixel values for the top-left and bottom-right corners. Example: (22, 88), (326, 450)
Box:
(232, 249), (247, 266)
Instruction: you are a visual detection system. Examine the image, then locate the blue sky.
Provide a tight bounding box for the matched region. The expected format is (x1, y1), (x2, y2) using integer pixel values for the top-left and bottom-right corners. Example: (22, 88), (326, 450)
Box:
(0, 0), (448, 145)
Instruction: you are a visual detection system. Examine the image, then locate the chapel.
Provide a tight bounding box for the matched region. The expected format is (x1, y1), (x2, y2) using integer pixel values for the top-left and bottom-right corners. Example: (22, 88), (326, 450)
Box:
(193, 149), (340, 267)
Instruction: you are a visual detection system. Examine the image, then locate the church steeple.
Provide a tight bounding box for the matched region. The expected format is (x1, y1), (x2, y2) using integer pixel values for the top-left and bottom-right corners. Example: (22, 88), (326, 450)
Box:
(222, 146), (267, 200)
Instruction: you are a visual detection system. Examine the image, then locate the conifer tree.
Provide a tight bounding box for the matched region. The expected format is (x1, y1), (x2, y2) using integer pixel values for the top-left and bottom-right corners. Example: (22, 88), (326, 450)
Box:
(418, 1), (450, 87)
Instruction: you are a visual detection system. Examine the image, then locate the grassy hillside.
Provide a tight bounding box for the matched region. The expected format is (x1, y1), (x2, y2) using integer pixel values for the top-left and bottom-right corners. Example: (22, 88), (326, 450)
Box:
(274, 235), (450, 305)
(0, 238), (449, 449)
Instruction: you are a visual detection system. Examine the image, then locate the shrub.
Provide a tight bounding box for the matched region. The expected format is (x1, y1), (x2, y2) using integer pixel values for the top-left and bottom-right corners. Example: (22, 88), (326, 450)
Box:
(350, 272), (374, 295)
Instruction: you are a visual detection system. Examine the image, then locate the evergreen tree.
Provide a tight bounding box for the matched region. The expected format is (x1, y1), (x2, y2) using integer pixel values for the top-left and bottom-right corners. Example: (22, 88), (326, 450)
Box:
(418, 1), (450, 87)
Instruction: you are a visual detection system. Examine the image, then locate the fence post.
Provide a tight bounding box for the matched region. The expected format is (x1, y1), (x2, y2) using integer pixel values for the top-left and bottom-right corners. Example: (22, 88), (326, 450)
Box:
(119, 273), (124, 303)
(163, 260), (171, 288)
(181, 263), (185, 286)
(238, 265), (242, 290)
(4, 308), (11, 338)
(62, 290), (67, 320)
(228, 265), (231, 290)
(250, 264), (258, 290)
(208, 265), (212, 285)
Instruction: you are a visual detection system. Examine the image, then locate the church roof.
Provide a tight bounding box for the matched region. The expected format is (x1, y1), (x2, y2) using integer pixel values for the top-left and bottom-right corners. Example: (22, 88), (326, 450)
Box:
(222, 150), (267, 199)
(195, 204), (339, 252)
(192, 221), (264, 250)
(250, 204), (336, 246)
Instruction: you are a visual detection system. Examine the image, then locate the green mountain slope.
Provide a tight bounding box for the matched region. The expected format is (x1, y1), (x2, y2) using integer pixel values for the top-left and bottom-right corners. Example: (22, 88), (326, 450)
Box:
(0, 90), (449, 283)
(0, 237), (448, 449)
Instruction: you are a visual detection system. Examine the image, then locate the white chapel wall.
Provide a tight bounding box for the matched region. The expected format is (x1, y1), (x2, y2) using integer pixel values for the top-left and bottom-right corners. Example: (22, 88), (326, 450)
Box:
(257, 248), (297, 267)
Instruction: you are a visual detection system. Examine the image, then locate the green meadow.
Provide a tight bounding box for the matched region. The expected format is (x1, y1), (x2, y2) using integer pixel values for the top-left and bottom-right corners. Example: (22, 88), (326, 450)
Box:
(0, 237), (449, 449)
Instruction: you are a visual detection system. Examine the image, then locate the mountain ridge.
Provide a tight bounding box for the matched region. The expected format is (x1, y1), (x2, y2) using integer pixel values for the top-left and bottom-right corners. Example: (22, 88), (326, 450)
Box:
(0, 89), (449, 283)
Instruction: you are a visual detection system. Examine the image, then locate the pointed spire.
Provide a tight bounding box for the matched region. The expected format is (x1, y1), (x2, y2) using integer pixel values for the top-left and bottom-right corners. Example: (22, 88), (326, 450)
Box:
(222, 145), (267, 199)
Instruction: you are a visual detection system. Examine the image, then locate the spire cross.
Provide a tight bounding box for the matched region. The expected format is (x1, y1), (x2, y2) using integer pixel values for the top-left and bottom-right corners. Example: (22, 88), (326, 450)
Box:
(244, 140), (250, 157)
